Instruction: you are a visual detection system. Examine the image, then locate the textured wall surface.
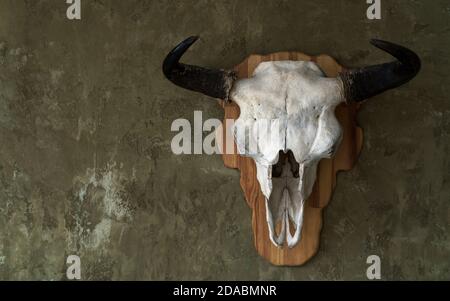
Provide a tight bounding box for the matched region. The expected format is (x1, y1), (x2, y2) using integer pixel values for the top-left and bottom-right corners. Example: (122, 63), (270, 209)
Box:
(0, 0), (448, 280)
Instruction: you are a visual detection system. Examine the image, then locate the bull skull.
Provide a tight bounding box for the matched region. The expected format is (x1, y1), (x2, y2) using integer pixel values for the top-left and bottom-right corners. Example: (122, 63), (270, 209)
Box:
(163, 36), (420, 248)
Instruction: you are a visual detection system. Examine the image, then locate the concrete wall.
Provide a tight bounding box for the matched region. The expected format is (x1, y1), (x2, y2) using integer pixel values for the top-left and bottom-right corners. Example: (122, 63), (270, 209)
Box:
(0, 0), (448, 280)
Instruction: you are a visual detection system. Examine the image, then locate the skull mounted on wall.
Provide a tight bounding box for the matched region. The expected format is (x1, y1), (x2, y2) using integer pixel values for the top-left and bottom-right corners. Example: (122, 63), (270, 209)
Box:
(162, 36), (420, 257)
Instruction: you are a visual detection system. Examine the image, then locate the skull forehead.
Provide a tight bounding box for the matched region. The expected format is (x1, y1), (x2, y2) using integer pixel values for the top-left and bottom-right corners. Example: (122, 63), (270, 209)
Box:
(231, 60), (344, 164)
(230, 61), (343, 119)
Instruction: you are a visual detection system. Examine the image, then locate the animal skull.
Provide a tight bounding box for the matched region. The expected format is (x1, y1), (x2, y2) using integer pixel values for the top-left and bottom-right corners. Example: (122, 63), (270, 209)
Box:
(230, 61), (344, 247)
(163, 36), (420, 248)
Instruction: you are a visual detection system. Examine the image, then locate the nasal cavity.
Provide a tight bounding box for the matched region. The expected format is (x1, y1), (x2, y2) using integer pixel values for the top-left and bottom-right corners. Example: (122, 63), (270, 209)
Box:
(272, 150), (300, 178)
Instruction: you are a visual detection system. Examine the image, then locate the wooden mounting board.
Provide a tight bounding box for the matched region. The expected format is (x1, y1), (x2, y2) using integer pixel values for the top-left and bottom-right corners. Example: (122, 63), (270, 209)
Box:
(219, 52), (363, 266)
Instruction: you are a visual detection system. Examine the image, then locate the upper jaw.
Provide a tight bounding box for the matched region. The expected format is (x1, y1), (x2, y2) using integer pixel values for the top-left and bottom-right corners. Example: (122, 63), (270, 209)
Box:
(257, 150), (312, 248)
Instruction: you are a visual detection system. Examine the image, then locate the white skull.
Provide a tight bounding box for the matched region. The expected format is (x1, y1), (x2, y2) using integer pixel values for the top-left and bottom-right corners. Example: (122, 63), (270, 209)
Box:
(230, 61), (344, 248)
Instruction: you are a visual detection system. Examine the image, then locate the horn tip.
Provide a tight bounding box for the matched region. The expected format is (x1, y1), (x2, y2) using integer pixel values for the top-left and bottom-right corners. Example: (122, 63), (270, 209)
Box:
(186, 35), (200, 43)
(369, 38), (421, 75)
(170, 36), (200, 56)
(369, 38), (390, 48)
(163, 36), (202, 78)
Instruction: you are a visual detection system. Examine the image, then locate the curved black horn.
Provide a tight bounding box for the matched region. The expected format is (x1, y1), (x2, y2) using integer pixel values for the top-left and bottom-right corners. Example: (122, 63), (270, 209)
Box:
(163, 36), (236, 100)
(339, 39), (421, 102)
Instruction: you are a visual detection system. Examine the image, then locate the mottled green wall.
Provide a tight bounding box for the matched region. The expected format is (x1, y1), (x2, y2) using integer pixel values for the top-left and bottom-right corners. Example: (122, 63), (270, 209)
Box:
(0, 0), (448, 280)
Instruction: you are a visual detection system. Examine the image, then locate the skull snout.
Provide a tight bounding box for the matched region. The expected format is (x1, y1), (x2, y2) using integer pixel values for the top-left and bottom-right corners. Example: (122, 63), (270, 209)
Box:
(265, 150), (306, 248)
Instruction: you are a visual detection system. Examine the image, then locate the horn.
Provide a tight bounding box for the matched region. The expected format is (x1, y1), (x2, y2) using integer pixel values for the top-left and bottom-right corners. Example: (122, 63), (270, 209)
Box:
(162, 36), (237, 101)
(339, 39), (421, 102)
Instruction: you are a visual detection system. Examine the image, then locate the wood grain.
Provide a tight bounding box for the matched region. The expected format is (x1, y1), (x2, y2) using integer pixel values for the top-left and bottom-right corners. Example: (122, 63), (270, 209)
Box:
(219, 52), (363, 266)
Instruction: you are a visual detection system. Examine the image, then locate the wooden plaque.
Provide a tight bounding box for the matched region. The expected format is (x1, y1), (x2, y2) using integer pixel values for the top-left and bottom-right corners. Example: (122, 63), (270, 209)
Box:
(219, 52), (363, 266)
